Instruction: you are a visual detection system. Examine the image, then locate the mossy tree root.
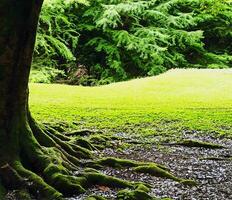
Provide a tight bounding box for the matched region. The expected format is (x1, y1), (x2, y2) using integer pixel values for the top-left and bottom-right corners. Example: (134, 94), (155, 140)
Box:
(94, 157), (197, 185)
(64, 129), (103, 137)
(167, 139), (225, 149)
(1, 116), (197, 199)
(0, 161), (63, 200)
(0, 118), (152, 199)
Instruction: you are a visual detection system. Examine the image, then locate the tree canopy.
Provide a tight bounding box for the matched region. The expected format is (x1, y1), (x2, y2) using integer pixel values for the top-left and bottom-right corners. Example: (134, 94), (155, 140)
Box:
(32, 0), (232, 84)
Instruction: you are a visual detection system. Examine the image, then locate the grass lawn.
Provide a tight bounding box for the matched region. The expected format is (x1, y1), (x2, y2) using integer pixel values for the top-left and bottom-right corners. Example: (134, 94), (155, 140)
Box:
(29, 69), (232, 138)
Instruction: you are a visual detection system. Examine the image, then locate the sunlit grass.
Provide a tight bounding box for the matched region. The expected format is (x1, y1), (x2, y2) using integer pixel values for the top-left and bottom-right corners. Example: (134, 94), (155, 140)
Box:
(30, 69), (232, 136)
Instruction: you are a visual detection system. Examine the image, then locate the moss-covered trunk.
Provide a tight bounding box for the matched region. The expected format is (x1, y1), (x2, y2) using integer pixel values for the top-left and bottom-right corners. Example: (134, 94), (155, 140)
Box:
(0, 0), (48, 197)
(0, 0), (43, 157)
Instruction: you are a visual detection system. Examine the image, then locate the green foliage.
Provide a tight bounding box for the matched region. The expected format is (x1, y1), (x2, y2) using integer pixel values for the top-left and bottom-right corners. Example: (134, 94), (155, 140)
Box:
(30, 58), (65, 83)
(34, 0), (82, 75)
(30, 67), (65, 83)
(33, 0), (232, 84)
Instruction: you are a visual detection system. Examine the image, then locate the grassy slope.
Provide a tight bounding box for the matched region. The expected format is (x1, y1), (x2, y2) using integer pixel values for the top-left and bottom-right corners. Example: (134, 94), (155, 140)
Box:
(30, 69), (232, 137)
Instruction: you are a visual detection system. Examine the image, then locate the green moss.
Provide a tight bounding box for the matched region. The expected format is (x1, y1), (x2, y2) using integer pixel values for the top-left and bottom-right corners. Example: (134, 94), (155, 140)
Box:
(45, 122), (67, 133)
(84, 161), (103, 170)
(13, 161), (64, 200)
(132, 164), (197, 186)
(43, 164), (86, 196)
(95, 158), (189, 186)
(69, 143), (93, 159)
(86, 198), (96, 200)
(135, 184), (150, 193)
(133, 164), (180, 181)
(89, 134), (118, 146)
(176, 139), (225, 149)
(14, 190), (32, 200)
(47, 173), (86, 196)
(83, 172), (133, 188)
(85, 195), (107, 200)
(83, 168), (100, 173)
(97, 157), (169, 173)
(74, 138), (96, 150)
(66, 129), (99, 137)
(155, 164), (169, 171)
(44, 163), (69, 177)
(179, 179), (198, 186)
(93, 144), (106, 150)
(90, 135), (107, 144)
(117, 189), (154, 200)
(97, 157), (139, 168)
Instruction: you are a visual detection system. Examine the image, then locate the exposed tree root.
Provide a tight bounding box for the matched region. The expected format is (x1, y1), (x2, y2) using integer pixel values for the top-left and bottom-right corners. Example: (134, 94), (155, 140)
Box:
(167, 139), (226, 149)
(0, 161), (63, 200)
(117, 189), (153, 200)
(200, 156), (232, 161)
(93, 157), (197, 185)
(65, 129), (103, 137)
(0, 117), (197, 200)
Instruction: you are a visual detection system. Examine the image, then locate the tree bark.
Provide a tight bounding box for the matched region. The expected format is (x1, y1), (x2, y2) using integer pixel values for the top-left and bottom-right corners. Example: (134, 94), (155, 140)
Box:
(0, 0), (57, 198)
(0, 0), (43, 158)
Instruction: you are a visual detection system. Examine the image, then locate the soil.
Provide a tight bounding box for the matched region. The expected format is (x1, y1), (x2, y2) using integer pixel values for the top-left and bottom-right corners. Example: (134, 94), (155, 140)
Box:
(67, 133), (232, 200)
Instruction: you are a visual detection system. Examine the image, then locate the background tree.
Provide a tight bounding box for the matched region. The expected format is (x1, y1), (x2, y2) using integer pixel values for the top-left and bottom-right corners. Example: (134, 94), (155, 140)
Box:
(33, 0), (232, 85)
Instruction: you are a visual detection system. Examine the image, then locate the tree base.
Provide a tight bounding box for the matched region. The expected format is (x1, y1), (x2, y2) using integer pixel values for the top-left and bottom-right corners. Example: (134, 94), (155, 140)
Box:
(0, 117), (196, 200)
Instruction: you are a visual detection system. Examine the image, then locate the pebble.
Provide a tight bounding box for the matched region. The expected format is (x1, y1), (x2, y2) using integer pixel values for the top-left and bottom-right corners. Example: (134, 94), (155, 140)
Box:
(67, 134), (232, 200)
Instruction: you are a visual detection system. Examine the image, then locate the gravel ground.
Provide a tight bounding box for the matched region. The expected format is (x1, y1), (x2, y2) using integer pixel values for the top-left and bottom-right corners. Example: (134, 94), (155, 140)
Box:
(67, 134), (232, 200)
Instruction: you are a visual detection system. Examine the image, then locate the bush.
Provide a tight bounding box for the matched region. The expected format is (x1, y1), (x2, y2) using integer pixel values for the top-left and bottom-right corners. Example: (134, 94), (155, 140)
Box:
(30, 67), (65, 83)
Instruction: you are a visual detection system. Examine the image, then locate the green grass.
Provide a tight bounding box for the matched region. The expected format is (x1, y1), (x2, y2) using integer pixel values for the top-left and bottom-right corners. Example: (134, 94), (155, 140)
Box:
(30, 69), (232, 137)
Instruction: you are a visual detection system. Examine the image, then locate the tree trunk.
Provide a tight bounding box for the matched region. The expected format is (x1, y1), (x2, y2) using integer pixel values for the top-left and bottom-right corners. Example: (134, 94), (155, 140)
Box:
(0, 0), (43, 157)
(0, 1), (63, 199)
